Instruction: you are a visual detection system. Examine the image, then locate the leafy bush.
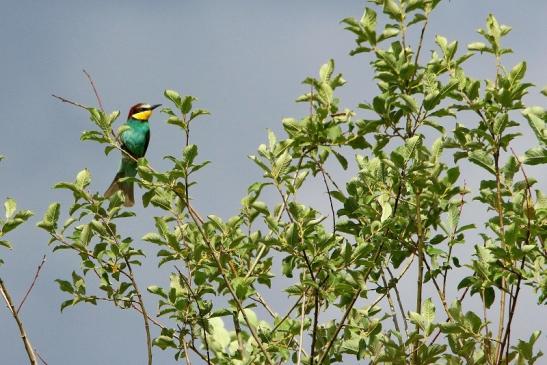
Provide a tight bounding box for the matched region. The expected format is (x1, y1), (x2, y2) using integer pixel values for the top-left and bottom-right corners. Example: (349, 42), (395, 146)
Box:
(4, 1), (545, 364)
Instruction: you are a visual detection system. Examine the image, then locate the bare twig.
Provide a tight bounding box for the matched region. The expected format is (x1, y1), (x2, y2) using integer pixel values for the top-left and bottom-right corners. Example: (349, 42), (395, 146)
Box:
(413, 14), (430, 70)
(51, 94), (89, 110)
(386, 266), (409, 334)
(245, 244), (267, 279)
(0, 277), (38, 365)
(381, 273), (401, 334)
(82, 69), (104, 112)
(182, 340), (192, 365)
(17, 255), (47, 314)
(252, 292), (276, 318)
(35, 350), (48, 365)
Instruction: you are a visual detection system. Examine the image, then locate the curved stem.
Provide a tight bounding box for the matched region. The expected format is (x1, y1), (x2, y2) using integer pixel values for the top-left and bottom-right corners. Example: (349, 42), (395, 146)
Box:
(125, 260), (153, 365)
(0, 277), (38, 365)
(413, 191), (424, 365)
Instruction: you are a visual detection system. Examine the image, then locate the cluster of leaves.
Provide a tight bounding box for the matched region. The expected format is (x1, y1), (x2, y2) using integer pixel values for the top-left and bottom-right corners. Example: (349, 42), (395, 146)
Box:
(37, 1), (545, 365)
(0, 193), (34, 266)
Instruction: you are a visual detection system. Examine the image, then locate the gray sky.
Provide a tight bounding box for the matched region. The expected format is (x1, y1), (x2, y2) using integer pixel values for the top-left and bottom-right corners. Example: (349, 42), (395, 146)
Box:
(1, 1), (546, 364)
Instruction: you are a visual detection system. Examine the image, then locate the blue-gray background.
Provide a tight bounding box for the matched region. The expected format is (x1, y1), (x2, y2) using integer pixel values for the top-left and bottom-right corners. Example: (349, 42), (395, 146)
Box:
(1, 1), (545, 364)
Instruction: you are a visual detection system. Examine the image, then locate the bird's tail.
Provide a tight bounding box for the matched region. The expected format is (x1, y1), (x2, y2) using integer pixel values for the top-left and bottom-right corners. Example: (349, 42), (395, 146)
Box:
(104, 160), (136, 207)
(104, 172), (134, 207)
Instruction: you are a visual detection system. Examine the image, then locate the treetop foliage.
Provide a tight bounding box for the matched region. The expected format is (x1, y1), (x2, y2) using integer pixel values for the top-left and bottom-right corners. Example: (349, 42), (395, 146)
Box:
(2, 1), (546, 364)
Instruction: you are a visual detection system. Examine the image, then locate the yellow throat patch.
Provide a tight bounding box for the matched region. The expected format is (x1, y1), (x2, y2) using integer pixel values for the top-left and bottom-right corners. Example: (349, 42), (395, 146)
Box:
(132, 110), (152, 120)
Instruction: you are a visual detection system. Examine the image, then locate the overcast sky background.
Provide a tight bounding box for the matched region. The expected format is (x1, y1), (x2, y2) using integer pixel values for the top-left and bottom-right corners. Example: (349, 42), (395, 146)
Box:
(1, 1), (546, 364)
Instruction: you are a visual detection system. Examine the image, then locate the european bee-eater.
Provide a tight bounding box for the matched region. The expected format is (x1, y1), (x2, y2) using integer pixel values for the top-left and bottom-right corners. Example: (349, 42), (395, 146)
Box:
(104, 103), (161, 207)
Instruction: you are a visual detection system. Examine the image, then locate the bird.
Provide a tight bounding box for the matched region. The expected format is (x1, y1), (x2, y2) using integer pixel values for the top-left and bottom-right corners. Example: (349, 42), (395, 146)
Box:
(104, 103), (161, 207)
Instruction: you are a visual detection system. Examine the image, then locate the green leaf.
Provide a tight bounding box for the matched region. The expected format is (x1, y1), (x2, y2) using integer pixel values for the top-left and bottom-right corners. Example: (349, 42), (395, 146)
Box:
(332, 150), (348, 170)
(182, 144), (198, 166)
(509, 61), (527, 82)
(378, 193), (392, 223)
(435, 35), (448, 53)
(37, 202), (61, 231)
(522, 107), (546, 146)
(189, 109), (210, 122)
(384, 0), (403, 20)
(181, 96), (196, 114)
(422, 298), (436, 335)
(0, 240), (13, 249)
(164, 89), (182, 108)
(79, 224), (92, 247)
(483, 287), (495, 309)
(209, 317), (231, 352)
(4, 198), (16, 219)
(401, 94), (418, 113)
(523, 147), (547, 165)
(75, 169), (91, 189)
(468, 150), (495, 174)
(271, 151), (292, 179)
(142, 232), (164, 245)
(55, 279), (73, 293)
(319, 59), (335, 82)
(468, 42), (488, 52)
(402, 135), (421, 160)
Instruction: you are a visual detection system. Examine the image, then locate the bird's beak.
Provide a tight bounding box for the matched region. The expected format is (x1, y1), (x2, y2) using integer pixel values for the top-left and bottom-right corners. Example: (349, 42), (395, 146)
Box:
(151, 104), (162, 110)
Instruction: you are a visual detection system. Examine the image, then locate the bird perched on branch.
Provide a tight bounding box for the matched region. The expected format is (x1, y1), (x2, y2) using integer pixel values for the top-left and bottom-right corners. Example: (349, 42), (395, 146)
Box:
(105, 103), (161, 207)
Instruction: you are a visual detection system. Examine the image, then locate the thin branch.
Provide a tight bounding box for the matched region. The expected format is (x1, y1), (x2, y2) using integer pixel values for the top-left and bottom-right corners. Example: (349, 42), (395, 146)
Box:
(130, 303), (209, 363)
(82, 69), (104, 112)
(182, 340), (192, 365)
(314, 156), (337, 234)
(413, 191), (425, 365)
(252, 292), (276, 318)
(316, 243), (385, 365)
(182, 203), (275, 365)
(17, 255), (47, 314)
(493, 147), (507, 361)
(381, 273), (401, 334)
(35, 350), (48, 365)
(125, 259), (153, 365)
(296, 284), (307, 365)
(413, 13), (430, 70)
(497, 149), (533, 362)
(245, 244), (267, 279)
(442, 184), (467, 295)
(175, 266), (212, 365)
(233, 311), (246, 359)
(310, 286), (320, 365)
(386, 266), (409, 334)
(96, 211), (153, 365)
(51, 94), (89, 110)
(0, 277), (38, 365)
